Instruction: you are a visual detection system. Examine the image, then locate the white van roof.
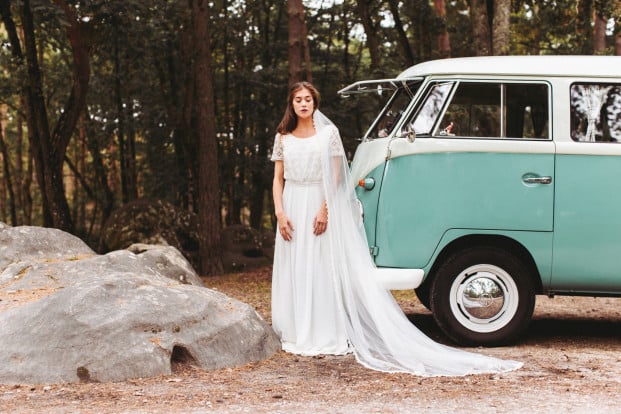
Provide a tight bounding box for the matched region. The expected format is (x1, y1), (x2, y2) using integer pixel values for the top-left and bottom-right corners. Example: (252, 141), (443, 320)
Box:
(397, 55), (621, 79)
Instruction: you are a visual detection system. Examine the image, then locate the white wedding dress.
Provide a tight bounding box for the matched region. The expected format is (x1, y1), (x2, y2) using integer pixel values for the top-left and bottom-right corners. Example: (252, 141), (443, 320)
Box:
(271, 131), (353, 356)
(271, 112), (522, 376)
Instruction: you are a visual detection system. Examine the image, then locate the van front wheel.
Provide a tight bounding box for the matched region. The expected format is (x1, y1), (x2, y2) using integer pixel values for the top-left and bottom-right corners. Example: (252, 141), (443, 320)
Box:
(430, 246), (535, 346)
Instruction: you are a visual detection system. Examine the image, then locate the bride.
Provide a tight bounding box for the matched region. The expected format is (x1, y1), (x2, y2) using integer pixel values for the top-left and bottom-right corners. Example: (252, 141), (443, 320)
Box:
(270, 81), (522, 376)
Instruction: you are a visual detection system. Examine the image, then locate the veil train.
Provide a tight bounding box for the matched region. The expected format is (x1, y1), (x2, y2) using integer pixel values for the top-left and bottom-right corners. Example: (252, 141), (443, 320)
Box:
(314, 110), (522, 376)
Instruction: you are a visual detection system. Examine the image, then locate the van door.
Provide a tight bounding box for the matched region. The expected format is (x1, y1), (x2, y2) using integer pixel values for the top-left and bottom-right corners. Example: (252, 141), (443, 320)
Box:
(551, 83), (621, 293)
(374, 80), (555, 269)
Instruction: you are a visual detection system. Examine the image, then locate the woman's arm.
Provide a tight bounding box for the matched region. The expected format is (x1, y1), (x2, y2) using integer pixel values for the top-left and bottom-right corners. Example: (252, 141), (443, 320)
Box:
(273, 160), (294, 241)
(313, 201), (328, 236)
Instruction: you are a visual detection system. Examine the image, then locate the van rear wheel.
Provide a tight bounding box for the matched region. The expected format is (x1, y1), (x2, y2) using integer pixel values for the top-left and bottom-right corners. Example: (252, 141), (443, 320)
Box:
(430, 246), (535, 346)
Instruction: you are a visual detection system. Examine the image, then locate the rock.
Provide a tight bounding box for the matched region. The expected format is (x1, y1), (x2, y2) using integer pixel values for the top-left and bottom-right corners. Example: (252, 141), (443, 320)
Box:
(0, 223), (280, 384)
(126, 243), (204, 286)
(0, 225), (95, 272)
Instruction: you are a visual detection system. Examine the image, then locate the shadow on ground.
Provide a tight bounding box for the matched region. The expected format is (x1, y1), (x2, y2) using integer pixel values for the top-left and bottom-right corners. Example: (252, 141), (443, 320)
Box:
(403, 298), (621, 348)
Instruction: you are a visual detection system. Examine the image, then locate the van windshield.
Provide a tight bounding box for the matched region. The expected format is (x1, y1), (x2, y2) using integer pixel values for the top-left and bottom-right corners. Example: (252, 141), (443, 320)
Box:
(367, 80), (421, 139)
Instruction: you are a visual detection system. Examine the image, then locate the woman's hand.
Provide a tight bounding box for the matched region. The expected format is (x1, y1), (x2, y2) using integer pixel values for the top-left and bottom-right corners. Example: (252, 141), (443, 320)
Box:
(313, 203), (328, 236)
(277, 212), (294, 241)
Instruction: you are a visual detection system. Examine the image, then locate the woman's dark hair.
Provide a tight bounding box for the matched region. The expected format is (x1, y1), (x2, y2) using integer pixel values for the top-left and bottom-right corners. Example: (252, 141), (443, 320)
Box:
(276, 81), (320, 134)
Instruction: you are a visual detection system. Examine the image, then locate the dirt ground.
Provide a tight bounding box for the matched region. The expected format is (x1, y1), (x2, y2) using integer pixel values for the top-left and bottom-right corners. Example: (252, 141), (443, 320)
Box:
(2, 266), (621, 414)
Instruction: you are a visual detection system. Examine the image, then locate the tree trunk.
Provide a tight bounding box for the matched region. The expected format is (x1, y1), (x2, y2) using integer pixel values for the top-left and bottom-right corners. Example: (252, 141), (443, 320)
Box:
(11, 0), (53, 227)
(126, 126), (138, 201)
(357, 0), (383, 74)
(342, 7), (352, 79)
(1, 2), (34, 226)
(388, 0), (416, 65)
(112, 32), (138, 205)
(576, 0), (594, 54)
(229, 78), (244, 225)
(616, 3), (621, 56)
(153, 32), (193, 209)
(249, 108), (268, 230)
(469, 0), (491, 55)
(491, 0), (510, 55)
(49, 0), (90, 232)
(592, 8), (607, 54)
(192, 0), (224, 276)
(77, 123), (86, 231)
(83, 111), (115, 249)
(302, 9), (312, 83)
(0, 6), (26, 217)
(612, 1), (621, 56)
(288, 0), (306, 85)
(114, 38), (129, 204)
(182, 36), (198, 211)
(14, 0), (90, 232)
(172, 27), (198, 211)
(0, 105), (17, 225)
(433, 0), (451, 58)
(19, 98), (33, 225)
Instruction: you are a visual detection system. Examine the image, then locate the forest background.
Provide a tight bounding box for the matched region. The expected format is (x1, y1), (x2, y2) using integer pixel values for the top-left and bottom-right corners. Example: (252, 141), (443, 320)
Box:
(1, 0), (620, 276)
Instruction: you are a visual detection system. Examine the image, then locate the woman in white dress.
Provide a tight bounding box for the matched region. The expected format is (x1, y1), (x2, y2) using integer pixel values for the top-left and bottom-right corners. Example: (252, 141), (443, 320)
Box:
(271, 81), (522, 376)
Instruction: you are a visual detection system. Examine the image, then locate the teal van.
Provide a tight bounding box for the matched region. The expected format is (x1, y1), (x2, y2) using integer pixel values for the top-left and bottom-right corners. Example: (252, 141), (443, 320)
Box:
(341, 55), (621, 346)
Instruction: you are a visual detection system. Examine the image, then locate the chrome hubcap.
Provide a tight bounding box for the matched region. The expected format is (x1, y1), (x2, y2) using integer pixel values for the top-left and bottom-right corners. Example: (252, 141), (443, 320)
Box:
(460, 274), (504, 319)
(449, 264), (519, 333)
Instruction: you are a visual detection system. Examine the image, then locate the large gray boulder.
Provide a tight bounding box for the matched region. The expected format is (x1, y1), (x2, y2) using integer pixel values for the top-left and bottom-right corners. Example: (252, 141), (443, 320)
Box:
(0, 224), (280, 384)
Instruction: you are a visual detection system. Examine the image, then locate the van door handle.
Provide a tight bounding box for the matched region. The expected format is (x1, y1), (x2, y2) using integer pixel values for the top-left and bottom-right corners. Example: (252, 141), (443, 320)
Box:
(523, 176), (552, 184)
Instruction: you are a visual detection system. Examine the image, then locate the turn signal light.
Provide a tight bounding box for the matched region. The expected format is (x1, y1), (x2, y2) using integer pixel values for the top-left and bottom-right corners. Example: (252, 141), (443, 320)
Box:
(358, 177), (375, 190)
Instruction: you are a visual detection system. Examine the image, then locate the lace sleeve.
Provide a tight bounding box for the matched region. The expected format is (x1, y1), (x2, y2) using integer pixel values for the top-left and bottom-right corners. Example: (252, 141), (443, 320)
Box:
(328, 127), (345, 157)
(271, 133), (284, 161)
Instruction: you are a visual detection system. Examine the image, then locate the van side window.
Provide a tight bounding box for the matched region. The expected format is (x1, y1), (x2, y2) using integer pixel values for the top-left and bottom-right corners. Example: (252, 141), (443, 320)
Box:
(434, 82), (549, 139)
(570, 83), (621, 142)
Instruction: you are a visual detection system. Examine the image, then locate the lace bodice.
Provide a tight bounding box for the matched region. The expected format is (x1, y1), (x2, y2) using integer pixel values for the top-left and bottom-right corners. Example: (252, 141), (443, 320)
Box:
(271, 125), (344, 184)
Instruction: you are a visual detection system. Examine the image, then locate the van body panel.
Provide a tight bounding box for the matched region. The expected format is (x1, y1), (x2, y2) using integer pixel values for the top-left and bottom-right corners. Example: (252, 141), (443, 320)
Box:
(373, 142), (555, 268)
(552, 152), (621, 293)
(354, 163), (385, 248)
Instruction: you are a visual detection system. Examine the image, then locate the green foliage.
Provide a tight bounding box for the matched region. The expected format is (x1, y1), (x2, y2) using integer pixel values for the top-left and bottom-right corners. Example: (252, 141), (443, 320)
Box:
(512, 0), (585, 54)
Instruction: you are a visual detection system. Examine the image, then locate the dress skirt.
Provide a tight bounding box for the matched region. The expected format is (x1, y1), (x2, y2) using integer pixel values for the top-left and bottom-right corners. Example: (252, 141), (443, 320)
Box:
(271, 180), (353, 356)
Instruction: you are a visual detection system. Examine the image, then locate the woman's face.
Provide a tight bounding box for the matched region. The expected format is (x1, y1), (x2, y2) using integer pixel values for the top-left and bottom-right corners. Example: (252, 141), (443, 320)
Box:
(291, 87), (315, 121)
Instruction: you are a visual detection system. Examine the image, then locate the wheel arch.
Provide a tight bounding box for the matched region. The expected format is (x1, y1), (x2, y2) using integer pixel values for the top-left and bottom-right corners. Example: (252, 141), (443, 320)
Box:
(427, 234), (544, 294)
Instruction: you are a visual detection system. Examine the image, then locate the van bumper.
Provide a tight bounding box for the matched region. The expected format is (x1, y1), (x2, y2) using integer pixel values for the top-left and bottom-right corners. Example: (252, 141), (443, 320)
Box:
(376, 268), (424, 290)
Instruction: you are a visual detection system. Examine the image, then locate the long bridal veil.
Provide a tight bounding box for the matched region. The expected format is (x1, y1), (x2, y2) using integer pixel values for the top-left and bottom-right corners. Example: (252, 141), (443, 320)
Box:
(314, 110), (522, 376)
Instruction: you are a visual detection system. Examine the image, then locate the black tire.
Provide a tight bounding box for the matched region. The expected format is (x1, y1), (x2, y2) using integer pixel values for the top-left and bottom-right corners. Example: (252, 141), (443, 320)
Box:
(430, 245), (535, 346)
(414, 280), (432, 310)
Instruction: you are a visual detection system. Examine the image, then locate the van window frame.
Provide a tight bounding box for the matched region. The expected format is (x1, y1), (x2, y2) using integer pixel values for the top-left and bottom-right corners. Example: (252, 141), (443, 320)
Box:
(401, 78), (553, 141)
